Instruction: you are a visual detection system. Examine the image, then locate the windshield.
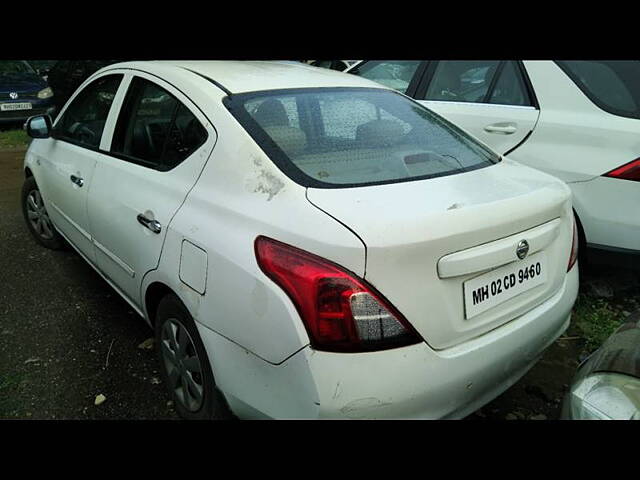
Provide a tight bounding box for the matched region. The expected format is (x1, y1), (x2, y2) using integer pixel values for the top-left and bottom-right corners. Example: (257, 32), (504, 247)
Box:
(0, 61), (36, 74)
(226, 87), (498, 188)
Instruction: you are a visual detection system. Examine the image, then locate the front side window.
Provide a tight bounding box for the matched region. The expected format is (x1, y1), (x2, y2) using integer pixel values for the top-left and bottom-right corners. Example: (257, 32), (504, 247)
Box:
(226, 88), (498, 188)
(111, 77), (207, 170)
(556, 61), (640, 119)
(54, 74), (123, 149)
(349, 61), (422, 94)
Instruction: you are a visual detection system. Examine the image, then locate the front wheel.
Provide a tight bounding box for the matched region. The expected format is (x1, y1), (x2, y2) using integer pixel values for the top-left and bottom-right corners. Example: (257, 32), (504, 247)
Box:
(21, 176), (65, 250)
(155, 293), (233, 420)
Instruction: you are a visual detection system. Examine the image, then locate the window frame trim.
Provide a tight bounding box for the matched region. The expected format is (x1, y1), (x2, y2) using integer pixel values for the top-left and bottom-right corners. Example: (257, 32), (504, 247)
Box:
(109, 75), (210, 171)
(53, 68), (214, 173)
(50, 73), (125, 151)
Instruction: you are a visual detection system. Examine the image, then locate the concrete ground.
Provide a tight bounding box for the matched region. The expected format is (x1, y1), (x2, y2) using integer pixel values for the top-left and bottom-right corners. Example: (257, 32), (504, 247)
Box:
(0, 148), (177, 419)
(0, 147), (637, 420)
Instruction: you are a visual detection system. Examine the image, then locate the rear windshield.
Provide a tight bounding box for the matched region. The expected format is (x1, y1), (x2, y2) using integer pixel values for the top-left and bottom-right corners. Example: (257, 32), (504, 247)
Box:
(556, 61), (640, 119)
(225, 88), (498, 188)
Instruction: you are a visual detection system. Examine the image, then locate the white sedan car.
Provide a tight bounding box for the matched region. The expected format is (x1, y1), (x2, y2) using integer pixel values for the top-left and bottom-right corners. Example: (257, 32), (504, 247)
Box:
(347, 60), (640, 269)
(21, 60), (578, 419)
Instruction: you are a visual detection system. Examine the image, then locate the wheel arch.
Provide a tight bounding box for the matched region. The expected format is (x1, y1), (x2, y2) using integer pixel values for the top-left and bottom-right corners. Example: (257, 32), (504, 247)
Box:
(144, 281), (176, 327)
(572, 207), (587, 249)
(572, 207), (588, 268)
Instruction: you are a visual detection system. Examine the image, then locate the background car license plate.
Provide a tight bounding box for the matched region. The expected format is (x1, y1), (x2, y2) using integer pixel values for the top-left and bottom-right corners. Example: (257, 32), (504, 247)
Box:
(0, 103), (32, 111)
(464, 252), (547, 319)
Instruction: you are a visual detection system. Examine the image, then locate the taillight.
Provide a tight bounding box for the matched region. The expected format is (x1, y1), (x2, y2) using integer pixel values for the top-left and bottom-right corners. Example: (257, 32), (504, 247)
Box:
(568, 217), (579, 272)
(255, 236), (423, 353)
(603, 158), (640, 181)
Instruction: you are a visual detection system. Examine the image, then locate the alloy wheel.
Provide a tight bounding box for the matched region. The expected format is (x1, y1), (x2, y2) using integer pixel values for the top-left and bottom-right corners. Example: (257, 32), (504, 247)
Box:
(26, 189), (54, 240)
(160, 318), (205, 412)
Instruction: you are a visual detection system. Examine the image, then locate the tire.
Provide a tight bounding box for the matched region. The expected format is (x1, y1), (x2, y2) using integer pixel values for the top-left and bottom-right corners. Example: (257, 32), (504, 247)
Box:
(21, 176), (65, 250)
(155, 293), (233, 420)
(573, 210), (589, 274)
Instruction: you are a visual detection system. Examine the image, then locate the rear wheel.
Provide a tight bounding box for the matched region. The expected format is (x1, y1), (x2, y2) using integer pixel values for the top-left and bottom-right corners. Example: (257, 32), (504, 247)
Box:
(21, 176), (65, 250)
(155, 293), (233, 420)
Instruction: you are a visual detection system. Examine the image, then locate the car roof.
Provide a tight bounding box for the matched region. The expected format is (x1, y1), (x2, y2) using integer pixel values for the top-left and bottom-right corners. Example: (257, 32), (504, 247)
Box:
(106, 60), (389, 94)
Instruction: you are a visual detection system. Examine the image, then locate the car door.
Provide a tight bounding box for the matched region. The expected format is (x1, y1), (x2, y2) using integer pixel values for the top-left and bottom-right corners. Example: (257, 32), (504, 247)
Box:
(415, 61), (540, 155)
(38, 73), (124, 261)
(87, 73), (216, 308)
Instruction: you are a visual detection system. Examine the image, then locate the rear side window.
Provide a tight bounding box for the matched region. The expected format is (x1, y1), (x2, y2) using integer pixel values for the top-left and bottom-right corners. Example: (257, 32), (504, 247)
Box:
(54, 74), (123, 149)
(489, 61), (532, 106)
(111, 77), (207, 170)
(556, 61), (640, 119)
(225, 88), (498, 188)
(424, 61), (533, 107)
(349, 61), (422, 93)
(425, 61), (501, 102)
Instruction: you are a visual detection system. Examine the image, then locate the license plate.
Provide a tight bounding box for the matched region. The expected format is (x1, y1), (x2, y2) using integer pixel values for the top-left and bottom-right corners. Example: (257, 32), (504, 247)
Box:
(464, 252), (547, 319)
(0, 102), (32, 111)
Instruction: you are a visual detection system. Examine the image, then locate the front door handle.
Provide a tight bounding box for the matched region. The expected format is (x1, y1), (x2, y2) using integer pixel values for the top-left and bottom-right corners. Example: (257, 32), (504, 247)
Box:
(137, 214), (161, 234)
(70, 174), (84, 187)
(484, 124), (517, 134)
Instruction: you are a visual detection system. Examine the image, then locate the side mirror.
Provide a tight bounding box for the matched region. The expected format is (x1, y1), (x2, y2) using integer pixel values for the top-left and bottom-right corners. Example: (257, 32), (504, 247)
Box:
(24, 115), (53, 139)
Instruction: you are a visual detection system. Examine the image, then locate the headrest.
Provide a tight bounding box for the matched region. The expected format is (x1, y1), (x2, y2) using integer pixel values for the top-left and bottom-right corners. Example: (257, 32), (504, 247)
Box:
(253, 98), (289, 127)
(264, 126), (307, 157)
(356, 119), (405, 147)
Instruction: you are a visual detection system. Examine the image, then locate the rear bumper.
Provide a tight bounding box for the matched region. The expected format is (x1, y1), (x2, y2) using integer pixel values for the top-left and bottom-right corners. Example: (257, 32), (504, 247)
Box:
(309, 265), (578, 419)
(198, 266), (578, 419)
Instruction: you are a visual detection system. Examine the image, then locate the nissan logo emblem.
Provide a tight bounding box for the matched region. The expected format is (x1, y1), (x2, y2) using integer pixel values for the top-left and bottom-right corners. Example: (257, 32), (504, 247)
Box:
(9, 92), (18, 100)
(516, 240), (530, 260)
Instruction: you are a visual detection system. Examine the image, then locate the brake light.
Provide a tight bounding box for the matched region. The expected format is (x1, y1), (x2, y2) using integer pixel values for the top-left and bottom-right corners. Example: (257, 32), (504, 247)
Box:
(568, 217), (579, 272)
(604, 158), (640, 181)
(255, 236), (422, 352)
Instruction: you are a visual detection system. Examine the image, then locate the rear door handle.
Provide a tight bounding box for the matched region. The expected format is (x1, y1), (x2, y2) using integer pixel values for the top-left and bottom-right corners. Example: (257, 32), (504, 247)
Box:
(137, 214), (161, 234)
(484, 124), (517, 134)
(70, 174), (84, 187)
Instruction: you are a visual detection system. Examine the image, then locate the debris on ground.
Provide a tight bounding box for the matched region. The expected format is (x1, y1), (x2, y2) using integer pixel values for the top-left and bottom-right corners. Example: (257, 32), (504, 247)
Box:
(104, 339), (115, 369)
(94, 394), (107, 406)
(138, 337), (155, 350)
(150, 377), (161, 385)
(529, 413), (548, 420)
(23, 357), (41, 365)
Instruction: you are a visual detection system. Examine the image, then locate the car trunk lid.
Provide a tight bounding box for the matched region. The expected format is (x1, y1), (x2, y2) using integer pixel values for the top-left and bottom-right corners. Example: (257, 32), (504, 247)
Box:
(306, 159), (574, 349)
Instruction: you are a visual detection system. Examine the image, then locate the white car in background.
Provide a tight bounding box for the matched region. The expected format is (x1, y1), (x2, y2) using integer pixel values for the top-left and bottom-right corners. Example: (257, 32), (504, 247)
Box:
(22, 60), (578, 419)
(347, 60), (640, 269)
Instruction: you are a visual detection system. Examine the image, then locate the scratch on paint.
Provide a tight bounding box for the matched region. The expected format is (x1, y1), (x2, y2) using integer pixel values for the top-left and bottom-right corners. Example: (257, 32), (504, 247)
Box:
(340, 397), (393, 419)
(332, 382), (342, 400)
